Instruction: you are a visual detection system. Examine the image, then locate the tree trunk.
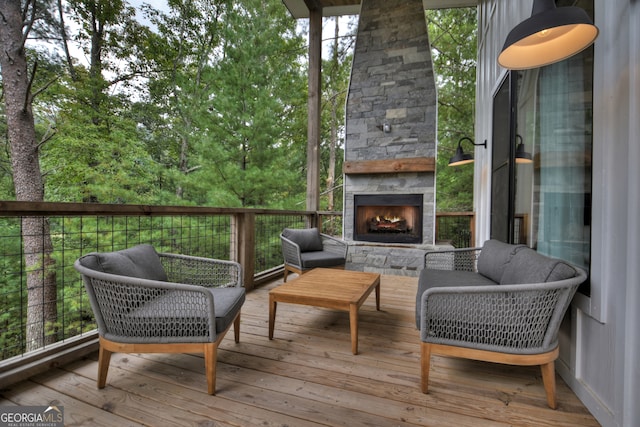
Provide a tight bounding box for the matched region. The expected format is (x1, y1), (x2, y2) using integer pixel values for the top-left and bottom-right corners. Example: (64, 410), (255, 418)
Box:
(0, 0), (58, 351)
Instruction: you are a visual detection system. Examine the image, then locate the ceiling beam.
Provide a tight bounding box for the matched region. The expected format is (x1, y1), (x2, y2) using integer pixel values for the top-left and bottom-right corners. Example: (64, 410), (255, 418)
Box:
(282, 0), (477, 19)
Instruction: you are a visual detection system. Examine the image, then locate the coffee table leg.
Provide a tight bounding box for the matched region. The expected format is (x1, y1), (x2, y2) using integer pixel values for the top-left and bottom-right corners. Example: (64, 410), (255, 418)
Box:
(269, 295), (277, 340)
(350, 304), (358, 355)
(375, 282), (380, 311)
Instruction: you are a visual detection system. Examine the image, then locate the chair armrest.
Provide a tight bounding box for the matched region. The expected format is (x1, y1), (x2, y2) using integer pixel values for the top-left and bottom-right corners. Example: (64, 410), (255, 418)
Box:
(280, 235), (304, 268)
(320, 233), (348, 257)
(420, 270), (585, 353)
(424, 247), (482, 271)
(159, 253), (243, 288)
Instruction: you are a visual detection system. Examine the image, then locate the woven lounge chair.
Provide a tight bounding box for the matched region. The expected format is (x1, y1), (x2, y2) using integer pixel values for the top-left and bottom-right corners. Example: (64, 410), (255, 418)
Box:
(74, 244), (245, 395)
(280, 227), (348, 282)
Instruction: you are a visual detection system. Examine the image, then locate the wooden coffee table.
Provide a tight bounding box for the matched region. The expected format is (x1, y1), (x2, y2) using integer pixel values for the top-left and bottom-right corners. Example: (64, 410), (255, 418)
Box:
(268, 268), (381, 355)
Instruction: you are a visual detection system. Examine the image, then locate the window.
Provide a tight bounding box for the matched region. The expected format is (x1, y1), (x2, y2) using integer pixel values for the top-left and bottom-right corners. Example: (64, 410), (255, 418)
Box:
(490, 0), (594, 295)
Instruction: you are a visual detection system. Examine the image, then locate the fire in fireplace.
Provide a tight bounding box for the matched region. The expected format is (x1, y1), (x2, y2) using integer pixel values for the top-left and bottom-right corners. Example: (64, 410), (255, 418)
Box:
(353, 194), (423, 244)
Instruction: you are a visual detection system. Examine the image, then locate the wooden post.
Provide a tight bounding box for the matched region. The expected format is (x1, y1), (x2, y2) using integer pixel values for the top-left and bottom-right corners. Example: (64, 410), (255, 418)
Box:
(231, 212), (255, 291)
(306, 1), (322, 211)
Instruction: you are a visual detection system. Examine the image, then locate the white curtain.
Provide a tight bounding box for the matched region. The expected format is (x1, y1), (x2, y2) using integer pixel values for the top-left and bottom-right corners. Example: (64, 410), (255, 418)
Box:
(534, 60), (591, 270)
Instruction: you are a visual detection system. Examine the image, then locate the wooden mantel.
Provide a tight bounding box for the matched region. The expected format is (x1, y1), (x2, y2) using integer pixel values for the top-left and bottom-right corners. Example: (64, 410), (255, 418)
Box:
(343, 157), (435, 174)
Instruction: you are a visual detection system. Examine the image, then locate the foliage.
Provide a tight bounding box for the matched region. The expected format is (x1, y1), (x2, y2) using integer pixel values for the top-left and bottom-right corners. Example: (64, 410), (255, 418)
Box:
(427, 8), (477, 212)
(319, 17), (356, 212)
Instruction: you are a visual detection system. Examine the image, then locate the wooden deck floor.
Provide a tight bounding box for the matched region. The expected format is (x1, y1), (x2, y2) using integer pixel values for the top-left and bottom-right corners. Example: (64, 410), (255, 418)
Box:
(1, 275), (599, 426)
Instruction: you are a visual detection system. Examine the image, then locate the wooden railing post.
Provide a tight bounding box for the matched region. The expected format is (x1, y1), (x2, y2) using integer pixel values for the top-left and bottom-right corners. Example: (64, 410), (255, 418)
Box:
(231, 212), (255, 291)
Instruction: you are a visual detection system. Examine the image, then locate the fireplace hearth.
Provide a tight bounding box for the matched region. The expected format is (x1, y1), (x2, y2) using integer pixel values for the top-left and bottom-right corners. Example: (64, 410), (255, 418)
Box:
(354, 194), (423, 244)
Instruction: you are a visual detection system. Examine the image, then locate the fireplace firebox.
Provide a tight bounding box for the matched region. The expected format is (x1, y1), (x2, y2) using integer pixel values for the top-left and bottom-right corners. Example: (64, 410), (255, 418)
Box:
(354, 194), (423, 244)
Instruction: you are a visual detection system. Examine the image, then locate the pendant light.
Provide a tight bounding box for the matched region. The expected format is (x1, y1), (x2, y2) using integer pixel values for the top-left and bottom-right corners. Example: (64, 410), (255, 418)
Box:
(498, 0), (599, 70)
(448, 137), (487, 167)
(515, 135), (533, 164)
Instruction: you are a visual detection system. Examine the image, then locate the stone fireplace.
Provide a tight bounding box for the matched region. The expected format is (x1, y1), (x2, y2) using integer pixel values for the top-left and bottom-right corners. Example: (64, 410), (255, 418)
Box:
(342, 0), (438, 275)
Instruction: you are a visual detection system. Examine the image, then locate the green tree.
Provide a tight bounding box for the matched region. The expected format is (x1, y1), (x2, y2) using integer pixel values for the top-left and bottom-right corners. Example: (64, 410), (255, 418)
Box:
(41, 0), (164, 204)
(427, 8), (477, 212)
(198, 0), (308, 208)
(320, 17), (354, 214)
(134, 0), (231, 204)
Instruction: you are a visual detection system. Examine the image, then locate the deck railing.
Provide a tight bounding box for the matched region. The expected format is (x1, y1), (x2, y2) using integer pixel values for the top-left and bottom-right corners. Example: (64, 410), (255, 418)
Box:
(0, 201), (341, 381)
(0, 201), (470, 385)
(435, 211), (475, 248)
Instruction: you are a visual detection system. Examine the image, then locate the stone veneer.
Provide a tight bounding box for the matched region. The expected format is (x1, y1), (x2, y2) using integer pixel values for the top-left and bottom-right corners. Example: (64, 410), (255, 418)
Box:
(343, 0), (438, 274)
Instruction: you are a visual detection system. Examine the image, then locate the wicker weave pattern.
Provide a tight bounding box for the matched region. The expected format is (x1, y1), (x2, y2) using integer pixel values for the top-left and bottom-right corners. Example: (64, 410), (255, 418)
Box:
(159, 253), (242, 288)
(281, 237), (304, 268)
(420, 248), (586, 355)
(424, 248), (481, 272)
(422, 284), (575, 354)
(89, 278), (215, 343)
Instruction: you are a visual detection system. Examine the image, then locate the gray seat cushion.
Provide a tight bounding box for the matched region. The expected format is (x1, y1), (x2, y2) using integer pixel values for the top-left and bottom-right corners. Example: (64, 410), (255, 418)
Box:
(78, 244), (168, 282)
(501, 248), (577, 285)
(210, 287), (246, 333)
(476, 239), (525, 283)
(282, 228), (324, 252)
(300, 251), (346, 269)
(415, 269), (496, 329)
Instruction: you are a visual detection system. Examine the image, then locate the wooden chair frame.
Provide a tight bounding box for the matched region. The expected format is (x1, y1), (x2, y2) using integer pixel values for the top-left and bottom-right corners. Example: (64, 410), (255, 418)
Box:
(98, 313), (241, 395)
(421, 343), (560, 409)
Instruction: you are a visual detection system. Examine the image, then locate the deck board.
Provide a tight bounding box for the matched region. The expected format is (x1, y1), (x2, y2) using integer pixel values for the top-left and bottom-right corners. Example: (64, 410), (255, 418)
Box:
(1, 274), (600, 426)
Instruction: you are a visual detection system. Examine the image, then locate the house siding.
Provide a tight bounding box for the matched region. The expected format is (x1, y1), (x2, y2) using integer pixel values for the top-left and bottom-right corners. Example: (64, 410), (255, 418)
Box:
(474, 1), (640, 426)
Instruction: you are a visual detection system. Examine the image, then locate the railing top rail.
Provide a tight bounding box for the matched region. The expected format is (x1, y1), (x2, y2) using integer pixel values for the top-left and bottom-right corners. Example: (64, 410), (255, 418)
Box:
(0, 201), (318, 217)
(436, 211), (475, 217)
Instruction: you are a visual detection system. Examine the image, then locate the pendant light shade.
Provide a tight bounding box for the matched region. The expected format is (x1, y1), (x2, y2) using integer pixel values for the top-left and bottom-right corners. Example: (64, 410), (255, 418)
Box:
(448, 137), (486, 167)
(448, 145), (474, 167)
(515, 134), (533, 164)
(498, 0), (599, 70)
(515, 144), (533, 164)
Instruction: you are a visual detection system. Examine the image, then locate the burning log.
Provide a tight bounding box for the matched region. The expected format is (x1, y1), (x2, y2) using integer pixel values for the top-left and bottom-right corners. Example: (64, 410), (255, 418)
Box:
(368, 215), (409, 232)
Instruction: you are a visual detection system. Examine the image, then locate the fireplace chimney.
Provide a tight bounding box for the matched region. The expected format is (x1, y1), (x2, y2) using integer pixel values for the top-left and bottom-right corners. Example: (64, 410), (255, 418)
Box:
(343, 0), (437, 245)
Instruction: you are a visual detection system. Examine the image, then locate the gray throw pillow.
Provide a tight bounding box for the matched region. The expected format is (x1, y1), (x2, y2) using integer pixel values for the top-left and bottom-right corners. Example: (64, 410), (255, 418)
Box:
(501, 248), (577, 285)
(282, 228), (324, 252)
(477, 239), (525, 283)
(79, 244), (168, 282)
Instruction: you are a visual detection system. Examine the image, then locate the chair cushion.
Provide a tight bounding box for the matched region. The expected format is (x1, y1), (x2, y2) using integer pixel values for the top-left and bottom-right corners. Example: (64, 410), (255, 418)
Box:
(300, 251), (346, 269)
(477, 239), (525, 283)
(78, 244), (168, 282)
(415, 269), (496, 329)
(282, 228), (324, 252)
(210, 287), (246, 333)
(501, 248), (577, 285)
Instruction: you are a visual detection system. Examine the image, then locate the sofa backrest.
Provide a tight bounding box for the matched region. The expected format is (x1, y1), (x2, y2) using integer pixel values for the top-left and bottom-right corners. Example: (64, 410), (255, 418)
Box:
(77, 244), (168, 282)
(477, 239), (526, 282)
(477, 239), (578, 284)
(281, 228), (324, 252)
(500, 247), (577, 285)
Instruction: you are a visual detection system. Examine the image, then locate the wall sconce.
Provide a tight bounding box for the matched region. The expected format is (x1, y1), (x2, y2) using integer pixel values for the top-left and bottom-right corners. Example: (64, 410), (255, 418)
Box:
(498, 0), (599, 70)
(515, 134), (533, 164)
(377, 122), (391, 133)
(448, 137), (487, 167)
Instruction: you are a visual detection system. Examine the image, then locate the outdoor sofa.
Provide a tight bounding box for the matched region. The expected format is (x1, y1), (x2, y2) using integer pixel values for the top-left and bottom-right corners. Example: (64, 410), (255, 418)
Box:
(416, 239), (587, 409)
